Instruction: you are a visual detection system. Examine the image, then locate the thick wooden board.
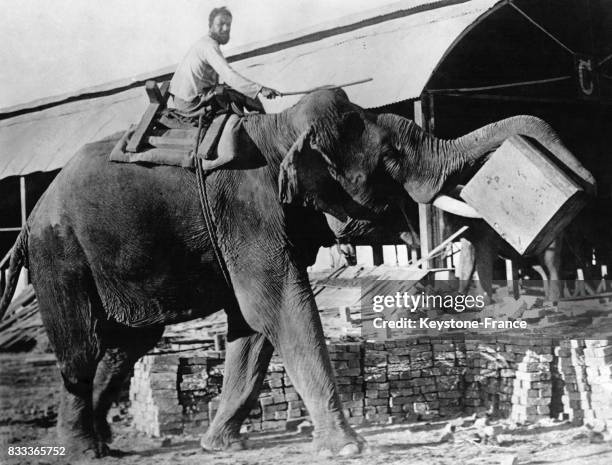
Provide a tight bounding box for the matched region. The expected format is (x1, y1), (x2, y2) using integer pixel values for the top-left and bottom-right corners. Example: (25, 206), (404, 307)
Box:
(460, 135), (585, 255)
(147, 136), (194, 149)
(126, 81), (170, 153)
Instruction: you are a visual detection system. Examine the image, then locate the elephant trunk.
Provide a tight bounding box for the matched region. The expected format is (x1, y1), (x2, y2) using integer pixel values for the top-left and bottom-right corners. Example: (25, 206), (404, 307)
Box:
(452, 116), (596, 194)
(377, 114), (596, 204)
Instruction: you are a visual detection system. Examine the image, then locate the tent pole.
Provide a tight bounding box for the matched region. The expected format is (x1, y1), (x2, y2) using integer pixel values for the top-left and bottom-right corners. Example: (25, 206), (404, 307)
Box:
(19, 176), (29, 285)
(415, 94), (445, 269)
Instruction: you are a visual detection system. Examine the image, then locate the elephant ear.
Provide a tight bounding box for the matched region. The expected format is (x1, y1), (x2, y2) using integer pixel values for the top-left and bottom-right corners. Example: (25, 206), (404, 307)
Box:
(278, 126), (338, 204)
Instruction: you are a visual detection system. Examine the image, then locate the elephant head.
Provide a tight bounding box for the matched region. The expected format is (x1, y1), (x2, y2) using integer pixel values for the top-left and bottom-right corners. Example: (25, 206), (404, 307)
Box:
(274, 90), (595, 233)
(278, 106), (400, 222)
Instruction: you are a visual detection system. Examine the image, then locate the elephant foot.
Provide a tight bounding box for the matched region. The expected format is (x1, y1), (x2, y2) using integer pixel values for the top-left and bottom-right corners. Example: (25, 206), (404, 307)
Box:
(200, 429), (249, 451)
(58, 429), (118, 460)
(94, 441), (111, 458)
(94, 418), (113, 444)
(58, 427), (94, 454)
(481, 293), (494, 306)
(313, 428), (367, 457)
(59, 437), (100, 461)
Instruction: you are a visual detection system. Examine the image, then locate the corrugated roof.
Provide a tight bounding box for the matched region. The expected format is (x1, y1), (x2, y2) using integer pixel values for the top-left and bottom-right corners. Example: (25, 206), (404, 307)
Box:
(0, 0), (501, 180)
(240, 0), (500, 112)
(0, 89), (148, 179)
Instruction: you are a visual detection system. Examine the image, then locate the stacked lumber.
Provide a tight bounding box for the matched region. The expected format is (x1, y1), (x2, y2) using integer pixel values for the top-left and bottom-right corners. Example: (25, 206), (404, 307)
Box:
(509, 339), (554, 423)
(363, 342), (390, 423)
(432, 337), (466, 417)
(256, 359), (291, 431)
(583, 339), (612, 428)
(555, 339), (589, 424)
(0, 286), (48, 351)
(330, 342), (364, 425)
(129, 353), (182, 436)
(129, 335), (612, 437)
(464, 339), (499, 415)
(179, 353), (223, 435)
(390, 339), (438, 421)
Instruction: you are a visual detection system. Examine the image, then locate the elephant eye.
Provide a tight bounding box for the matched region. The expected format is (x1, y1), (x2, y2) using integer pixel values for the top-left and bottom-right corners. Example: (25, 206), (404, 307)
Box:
(380, 147), (399, 160)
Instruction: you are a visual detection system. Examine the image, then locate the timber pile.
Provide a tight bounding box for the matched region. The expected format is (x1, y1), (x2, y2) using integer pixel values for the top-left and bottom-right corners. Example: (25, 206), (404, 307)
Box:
(129, 352), (183, 436)
(255, 359), (293, 431)
(464, 338), (555, 422)
(555, 339), (589, 423)
(430, 338), (465, 417)
(182, 352), (224, 435)
(130, 335), (612, 437)
(583, 340), (612, 426)
(331, 342), (364, 425)
(0, 286), (48, 352)
(554, 338), (612, 431)
(509, 340), (554, 423)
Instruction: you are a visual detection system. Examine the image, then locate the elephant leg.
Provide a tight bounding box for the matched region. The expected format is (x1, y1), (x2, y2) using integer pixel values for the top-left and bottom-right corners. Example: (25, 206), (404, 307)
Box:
(271, 286), (364, 456)
(231, 268), (362, 455)
(201, 331), (274, 450)
(33, 264), (101, 457)
(474, 240), (495, 304)
(91, 326), (163, 456)
(458, 238), (477, 294)
(541, 237), (563, 302)
(57, 373), (96, 457)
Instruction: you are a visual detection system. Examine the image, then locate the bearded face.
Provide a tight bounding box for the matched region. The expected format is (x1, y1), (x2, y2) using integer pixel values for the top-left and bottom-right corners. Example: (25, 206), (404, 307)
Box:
(209, 13), (231, 45)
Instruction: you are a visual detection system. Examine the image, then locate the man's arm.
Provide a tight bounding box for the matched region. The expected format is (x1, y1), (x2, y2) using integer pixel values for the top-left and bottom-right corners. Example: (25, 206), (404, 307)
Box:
(205, 41), (267, 99)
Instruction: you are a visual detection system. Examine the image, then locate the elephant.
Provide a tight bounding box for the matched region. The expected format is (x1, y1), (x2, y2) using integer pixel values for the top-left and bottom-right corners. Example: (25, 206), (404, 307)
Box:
(0, 88), (595, 459)
(450, 216), (564, 303)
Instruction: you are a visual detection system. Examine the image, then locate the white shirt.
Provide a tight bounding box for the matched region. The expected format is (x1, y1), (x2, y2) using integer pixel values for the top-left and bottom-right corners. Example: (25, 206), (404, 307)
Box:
(169, 35), (261, 101)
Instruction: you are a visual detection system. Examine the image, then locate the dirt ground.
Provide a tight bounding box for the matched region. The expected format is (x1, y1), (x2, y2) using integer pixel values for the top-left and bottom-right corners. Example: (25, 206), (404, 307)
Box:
(1, 353), (612, 465)
(2, 413), (612, 465)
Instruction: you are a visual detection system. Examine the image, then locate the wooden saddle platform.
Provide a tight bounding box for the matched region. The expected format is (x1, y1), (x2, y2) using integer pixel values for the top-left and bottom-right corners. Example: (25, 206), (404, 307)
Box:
(110, 80), (235, 168)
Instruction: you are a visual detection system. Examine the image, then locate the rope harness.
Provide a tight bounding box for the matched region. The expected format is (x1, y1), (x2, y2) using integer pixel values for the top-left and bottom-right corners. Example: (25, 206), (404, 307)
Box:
(194, 113), (234, 291)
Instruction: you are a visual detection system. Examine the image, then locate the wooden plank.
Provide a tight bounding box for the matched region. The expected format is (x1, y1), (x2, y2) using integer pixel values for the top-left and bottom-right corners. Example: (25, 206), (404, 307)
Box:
(409, 226), (469, 270)
(126, 81), (170, 153)
(19, 177), (26, 225)
(157, 129), (198, 140)
(146, 81), (163, 104)
(415, 100), (432, 270)
(505, 259), (520, 299)
(418, 203), (434, 270)
(414, 97), (446, 269)
(19, 176), (29, 285)
(147, 136), (193, 149)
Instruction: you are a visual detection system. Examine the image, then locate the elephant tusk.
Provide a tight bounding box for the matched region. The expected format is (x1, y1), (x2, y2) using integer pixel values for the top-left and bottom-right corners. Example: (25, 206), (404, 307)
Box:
(433, 195), (482, 218)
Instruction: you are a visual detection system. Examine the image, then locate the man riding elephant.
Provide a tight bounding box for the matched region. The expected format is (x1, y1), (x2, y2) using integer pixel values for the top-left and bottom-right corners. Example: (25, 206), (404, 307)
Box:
(170, 6), (281, 171)
(170, 6), (280, 112)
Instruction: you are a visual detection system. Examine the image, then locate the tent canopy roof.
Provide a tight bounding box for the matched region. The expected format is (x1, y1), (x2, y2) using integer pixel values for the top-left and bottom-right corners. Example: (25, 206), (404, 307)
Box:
(2, 0), (611, 181)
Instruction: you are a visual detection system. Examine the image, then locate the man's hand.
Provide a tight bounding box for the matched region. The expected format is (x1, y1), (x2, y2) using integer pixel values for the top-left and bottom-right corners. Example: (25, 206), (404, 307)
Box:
(259, 87), (281, 99)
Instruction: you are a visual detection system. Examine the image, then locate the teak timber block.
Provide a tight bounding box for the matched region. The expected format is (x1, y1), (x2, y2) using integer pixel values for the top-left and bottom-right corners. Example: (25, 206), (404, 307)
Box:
(460, 135), (585, 256)
(126, 80), (170, 153)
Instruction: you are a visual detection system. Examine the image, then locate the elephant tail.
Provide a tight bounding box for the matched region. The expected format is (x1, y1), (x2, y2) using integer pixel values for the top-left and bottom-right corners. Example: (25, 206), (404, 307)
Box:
(0, 225), (29, 320)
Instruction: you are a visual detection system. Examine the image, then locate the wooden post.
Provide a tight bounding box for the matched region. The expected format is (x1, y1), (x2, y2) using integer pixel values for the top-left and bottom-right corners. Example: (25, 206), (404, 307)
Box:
(126, 81), (170, 153)
(414, 96), (445, 269)
(20, 177), (26, 226)
(19, 176), (29, 285)
(214, 333), (225, 352)
(505, 259), (519, 299)
(372, 245), (384, 266)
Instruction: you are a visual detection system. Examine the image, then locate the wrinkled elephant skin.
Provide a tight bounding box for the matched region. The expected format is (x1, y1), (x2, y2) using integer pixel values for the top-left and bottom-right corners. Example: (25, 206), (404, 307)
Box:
(0, 89), (593, 458)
